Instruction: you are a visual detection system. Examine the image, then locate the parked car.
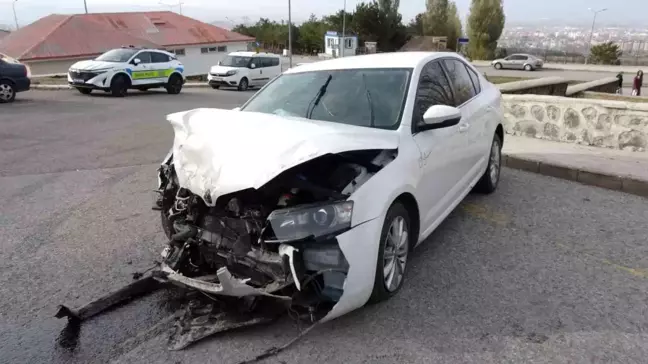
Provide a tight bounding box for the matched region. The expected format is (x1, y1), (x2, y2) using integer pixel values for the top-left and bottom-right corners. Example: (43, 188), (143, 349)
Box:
(207, 51), (282, 91)
(0, 53), (31, 103)
(491, 53), (543, 71)
(154, 52), (505, 323)
(67, 47), (186, 97)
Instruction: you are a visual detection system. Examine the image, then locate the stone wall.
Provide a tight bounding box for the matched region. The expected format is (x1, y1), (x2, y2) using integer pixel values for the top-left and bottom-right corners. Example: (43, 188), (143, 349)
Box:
(502, 94), (648, 152)
(497, 77), (569, 96)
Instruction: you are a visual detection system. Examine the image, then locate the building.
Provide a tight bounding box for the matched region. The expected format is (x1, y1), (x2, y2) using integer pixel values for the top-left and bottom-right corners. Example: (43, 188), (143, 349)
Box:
(323, 31), (358, 57)
(0, 11), (254, 76)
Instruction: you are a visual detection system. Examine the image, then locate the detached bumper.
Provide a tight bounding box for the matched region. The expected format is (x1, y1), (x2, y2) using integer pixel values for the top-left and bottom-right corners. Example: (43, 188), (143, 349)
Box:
(156, 263), (292, 301)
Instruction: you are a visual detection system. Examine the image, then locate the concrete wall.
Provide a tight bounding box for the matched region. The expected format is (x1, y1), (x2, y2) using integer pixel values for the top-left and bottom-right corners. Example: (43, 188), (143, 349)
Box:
(497, 77), (569, 96)
(27, 58), (93, 76)
(565, 77), (618, 97)
(502, 94), (648, 152)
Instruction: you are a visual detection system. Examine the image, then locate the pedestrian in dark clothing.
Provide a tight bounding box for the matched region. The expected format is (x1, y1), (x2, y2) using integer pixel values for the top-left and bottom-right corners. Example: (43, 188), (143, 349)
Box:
(616, 72), (623, 94)
(632, 70), (643, 96)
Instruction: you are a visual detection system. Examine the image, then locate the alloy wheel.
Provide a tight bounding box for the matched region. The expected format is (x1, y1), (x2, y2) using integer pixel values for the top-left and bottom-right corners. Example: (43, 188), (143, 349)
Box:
(489, 139), (501, 185)
(0, 83), (14, 102)
(383, 216), (409, 292)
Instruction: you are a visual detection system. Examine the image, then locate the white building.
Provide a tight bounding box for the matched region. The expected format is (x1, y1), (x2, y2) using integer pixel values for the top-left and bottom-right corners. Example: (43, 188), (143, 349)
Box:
(323, 31), (358, 58)
(0, 11), (254, 76)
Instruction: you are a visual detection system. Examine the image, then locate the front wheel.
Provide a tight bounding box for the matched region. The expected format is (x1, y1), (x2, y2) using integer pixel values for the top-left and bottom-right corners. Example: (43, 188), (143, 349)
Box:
(524, 64), (533, 71)
(77, 87), (92, 95)
(210, 84), (220, 89)
(474, 133), (502, 194)
(110, 75), (129, 97)
(369, 202), (411, 304)
(237, 78), (249, 91)
(494, 63), (503, 70)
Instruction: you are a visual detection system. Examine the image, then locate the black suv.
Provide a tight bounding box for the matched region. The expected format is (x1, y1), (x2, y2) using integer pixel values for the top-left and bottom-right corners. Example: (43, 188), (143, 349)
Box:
(0, 53), (31, 103)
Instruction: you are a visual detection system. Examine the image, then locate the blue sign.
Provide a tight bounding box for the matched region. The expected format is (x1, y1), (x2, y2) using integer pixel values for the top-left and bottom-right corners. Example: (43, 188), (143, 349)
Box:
(326, 31), (338, 36)
(458, 37), (469, 44)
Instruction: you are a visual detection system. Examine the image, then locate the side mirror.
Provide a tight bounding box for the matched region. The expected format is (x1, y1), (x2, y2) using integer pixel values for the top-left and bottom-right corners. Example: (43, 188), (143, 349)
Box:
(420, 105), (462, 131)
(132, 58), (141, 65)
(250, 63), (256, 69)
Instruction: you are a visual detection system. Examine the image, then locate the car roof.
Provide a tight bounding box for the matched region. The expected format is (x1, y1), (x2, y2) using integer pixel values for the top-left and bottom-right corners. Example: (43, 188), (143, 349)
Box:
(229, 51), (280, 57)
(285, 52), (463, 74)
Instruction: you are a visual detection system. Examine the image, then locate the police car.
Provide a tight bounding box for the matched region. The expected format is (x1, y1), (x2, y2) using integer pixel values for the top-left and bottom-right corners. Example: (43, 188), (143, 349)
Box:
(68, 47), (185, 97)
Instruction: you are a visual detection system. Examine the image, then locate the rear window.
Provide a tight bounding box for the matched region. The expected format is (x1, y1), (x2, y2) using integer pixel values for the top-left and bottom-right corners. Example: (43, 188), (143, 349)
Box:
(0, 53), (21, 64)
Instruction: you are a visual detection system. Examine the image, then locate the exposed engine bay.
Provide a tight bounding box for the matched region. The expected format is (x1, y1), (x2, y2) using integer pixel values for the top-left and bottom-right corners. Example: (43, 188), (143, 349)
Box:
(154, 148), (397, 317)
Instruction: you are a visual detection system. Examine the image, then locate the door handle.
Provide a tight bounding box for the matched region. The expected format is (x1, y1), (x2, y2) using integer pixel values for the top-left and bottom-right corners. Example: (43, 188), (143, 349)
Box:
(458, 123), (470, 132)
(260, 70), (263, 74)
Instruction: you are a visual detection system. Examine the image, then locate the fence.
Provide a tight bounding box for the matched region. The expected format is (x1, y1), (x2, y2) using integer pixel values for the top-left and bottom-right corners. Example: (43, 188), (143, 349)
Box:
(502, 48), (648, 67)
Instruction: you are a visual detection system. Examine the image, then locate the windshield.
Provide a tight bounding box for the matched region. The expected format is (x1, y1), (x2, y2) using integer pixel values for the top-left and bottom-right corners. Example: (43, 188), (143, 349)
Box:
(95, 49), (138, 63)
(241, 68), (412, 130)
(221, 55), (252, 67)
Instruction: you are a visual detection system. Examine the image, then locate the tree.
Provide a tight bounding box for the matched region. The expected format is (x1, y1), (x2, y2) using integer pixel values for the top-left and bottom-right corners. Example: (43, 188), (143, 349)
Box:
(588, 42), (622, 65)
(466, 0), (505, 60)
(299, 14), (328, 54)
(445, 2), (462, 51)
(353, 1), (408, 51)
(423, 0), (449, 37)
(407, 13), (425, 36)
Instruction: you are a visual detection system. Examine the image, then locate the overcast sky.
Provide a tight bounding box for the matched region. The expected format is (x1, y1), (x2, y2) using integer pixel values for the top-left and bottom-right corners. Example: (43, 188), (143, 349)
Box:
(1, 0), (646, 30)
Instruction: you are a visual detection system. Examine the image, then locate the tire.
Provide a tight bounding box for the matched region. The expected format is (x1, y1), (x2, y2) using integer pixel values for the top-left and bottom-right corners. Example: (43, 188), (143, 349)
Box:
(524, 64), (533, 71)
(0, 80), (16, 103)
(474, 133), (502, 194)
(110, 75), (129, 97)
(77, 87), (92, 95)
(210, 84), (220, 89)
(238, 77), (249, 91)
(494, 63), (502, 70)
(166, 74), (183, 95)
(369, 202), (412, 304)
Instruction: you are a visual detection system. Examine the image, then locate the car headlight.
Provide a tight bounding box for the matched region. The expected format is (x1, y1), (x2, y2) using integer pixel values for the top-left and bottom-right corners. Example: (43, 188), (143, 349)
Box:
(266, 201), (354, 242)
(225, 70), (238, 76)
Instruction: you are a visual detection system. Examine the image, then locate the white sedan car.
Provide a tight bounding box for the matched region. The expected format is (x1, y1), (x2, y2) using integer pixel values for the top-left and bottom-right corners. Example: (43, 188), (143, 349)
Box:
(154, 52), (504, 323)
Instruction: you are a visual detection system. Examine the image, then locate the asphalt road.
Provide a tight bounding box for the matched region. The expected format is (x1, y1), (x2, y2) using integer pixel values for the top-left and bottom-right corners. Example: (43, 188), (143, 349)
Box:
(1, 89), (648, 364)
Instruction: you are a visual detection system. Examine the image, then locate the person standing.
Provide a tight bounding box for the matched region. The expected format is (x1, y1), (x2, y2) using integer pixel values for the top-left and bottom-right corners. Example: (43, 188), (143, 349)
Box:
(632, 70), (643, 96)
(616, 72), (623, 94)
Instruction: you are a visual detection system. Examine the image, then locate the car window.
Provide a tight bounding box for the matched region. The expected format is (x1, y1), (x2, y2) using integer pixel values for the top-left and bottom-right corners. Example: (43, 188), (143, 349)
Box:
(241, 68), (412, 130)
(135, 52), (152, 64)
(443, 59), (477, 105)
(513, 55), (528, 61)
(221, 55), (252, 67)
(464, 64), (481, 94)
(270, 58), (280, 66)
(151, 52), (170, 63)
(95, 49), (138, 62)
(251, 57), (261, 68)
(260, 57), (273, 68)
(412, 61), (454, 128)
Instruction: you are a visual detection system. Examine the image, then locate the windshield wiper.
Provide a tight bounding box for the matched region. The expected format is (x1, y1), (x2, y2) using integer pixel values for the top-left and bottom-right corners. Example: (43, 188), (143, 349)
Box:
(362, 73), (375, 127)
(306, 74), (333, 119)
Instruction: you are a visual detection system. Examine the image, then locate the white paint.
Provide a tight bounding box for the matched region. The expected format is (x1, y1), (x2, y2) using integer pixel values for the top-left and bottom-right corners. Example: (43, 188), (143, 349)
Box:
(164, 51), (504, 321)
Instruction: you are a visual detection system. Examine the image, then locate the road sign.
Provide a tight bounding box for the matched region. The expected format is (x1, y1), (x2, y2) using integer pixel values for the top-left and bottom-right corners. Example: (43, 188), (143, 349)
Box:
(458, 37), (469, 44)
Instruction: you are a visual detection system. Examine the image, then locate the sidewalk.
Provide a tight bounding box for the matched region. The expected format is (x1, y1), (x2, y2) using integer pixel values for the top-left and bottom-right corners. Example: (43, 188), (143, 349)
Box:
(502, 135), (648, 197)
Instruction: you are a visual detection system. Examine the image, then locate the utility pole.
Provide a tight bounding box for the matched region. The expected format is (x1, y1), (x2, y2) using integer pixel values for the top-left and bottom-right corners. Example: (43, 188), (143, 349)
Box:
(83, 0), (88, 14)
(340, 0), (346, 58)
(585, 7), (607, 64)
(288, 0), (292, 68)
(12, 0), (19, 29)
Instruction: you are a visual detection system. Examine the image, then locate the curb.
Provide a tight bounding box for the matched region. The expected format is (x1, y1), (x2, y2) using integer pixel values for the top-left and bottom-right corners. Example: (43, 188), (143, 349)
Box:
(31, 83), (211, 91)
(503, 154), (648, 198)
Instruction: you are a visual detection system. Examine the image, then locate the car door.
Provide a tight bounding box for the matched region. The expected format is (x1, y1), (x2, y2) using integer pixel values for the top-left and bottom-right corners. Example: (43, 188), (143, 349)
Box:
(249, 57), (264, 86)
(150, 51), (173, 84)
(442, 58), (489, 184)
(411, 60), (467, 232)
(129, 51), (156, 86)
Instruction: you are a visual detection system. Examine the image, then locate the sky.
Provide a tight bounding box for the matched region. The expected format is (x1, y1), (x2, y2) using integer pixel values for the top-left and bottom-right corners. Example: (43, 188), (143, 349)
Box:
(1, 0), (646, 30)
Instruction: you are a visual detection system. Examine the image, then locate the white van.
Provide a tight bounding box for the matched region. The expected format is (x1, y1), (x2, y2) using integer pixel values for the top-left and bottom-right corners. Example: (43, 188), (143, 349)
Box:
(207, 52), (282, 91)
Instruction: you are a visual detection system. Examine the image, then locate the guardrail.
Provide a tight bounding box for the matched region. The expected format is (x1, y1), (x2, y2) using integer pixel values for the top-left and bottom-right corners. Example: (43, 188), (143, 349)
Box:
(497, 76), (569, 96)
(565, 77), (619, 97)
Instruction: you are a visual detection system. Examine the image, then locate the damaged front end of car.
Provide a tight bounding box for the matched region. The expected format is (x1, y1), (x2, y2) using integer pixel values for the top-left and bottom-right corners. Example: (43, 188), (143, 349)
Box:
(154, 146), (395, 321)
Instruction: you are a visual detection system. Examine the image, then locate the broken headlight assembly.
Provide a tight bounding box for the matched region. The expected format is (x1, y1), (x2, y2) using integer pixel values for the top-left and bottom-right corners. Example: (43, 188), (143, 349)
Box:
(265, 201), (354, 242)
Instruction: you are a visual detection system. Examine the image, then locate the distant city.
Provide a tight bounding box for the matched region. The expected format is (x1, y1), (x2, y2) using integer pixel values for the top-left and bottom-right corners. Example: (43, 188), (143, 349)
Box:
(498, 25), (648, 56)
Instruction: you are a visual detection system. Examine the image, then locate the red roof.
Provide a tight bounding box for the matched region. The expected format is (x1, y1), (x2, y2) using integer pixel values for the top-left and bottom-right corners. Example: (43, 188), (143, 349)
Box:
(0, 11), (255, 61)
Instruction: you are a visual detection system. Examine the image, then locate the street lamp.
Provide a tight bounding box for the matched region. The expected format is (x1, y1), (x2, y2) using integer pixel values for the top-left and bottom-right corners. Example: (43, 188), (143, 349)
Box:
(83, 0), (88, 14)
(585, 7), (607, 64)
(12, 0), (19, 30)
(288, 0), (292, 68)
(339, 0), (347, 58)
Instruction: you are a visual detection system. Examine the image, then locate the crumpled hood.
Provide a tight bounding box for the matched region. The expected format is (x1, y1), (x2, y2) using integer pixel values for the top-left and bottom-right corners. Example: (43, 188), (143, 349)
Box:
(167, 108), (400, 205)
(70, 60), (116, 71)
